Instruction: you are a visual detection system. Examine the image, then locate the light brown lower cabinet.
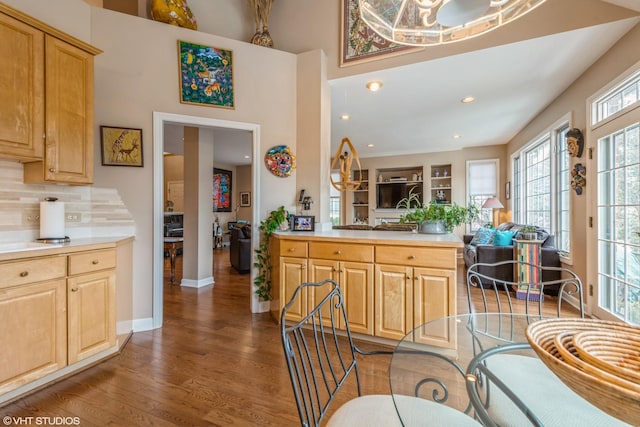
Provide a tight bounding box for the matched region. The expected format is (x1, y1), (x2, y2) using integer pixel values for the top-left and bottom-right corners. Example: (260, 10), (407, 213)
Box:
(275, 234), (459, 349)
(67, 269), (116, 364)
(0, 248), (117, 395)
(308, 259), (374, 335)
(375, 264), (456, 348)
(280, 256), (308, 323)
(0, 279), (67, 395)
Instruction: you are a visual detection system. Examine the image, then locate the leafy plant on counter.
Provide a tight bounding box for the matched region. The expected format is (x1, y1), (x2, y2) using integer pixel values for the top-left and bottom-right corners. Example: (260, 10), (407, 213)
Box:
(254, 205), (288, 301)
(396, 188), (479, 232)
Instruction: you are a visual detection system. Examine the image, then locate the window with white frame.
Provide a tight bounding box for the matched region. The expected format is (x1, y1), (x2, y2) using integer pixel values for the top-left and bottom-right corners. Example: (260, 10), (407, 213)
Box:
(330, 172), (341, 226)
(513, 119), (571, 256)
(467, 159), (499, 231)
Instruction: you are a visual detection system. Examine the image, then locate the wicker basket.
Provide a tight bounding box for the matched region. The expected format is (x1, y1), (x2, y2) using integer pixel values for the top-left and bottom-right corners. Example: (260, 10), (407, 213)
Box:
(573, 330), (640, 383)
(526, 318), (640, 425)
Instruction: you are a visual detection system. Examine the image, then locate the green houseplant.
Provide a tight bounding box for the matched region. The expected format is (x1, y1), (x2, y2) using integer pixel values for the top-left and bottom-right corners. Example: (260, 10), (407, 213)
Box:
(396, 188), (479, 233)
(518, 225), (538, 240)
(254, 206), (288, 301)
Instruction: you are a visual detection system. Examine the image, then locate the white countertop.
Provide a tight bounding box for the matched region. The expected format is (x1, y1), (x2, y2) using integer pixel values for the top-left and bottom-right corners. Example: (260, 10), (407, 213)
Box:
(0, 236), (135, 261)
(274, 229), (463, 248)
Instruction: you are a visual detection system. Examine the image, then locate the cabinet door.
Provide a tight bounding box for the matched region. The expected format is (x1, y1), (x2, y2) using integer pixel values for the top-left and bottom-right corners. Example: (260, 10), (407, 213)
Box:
(375, 264), (413, 340)
(0, 12), (44, 160)
(413, 268), (456, 348)
(0, 279), (67, 395)
(280, 257), (307, 323)
(340, 261), (374, 335)
(27, 35), (94, 184)
(308, 259), (338, 327)
(67, 270), (116, 364)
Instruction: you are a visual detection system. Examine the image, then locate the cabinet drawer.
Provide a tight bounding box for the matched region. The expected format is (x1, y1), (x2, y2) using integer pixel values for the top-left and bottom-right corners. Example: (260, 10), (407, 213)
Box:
(309, 242), (373, 263)
(0, 256), (66, 289)
(376, 245), (456, 269)
(280, 240), (308, 258)
(68, 250), (116, 275)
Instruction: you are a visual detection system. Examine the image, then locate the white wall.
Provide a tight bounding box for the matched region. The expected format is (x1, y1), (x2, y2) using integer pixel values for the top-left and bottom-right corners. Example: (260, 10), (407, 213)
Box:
(4, 0), (299, 326)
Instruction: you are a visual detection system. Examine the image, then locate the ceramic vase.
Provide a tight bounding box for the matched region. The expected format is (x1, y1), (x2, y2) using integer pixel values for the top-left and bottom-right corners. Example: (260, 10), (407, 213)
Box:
(251, 28), (274, 48)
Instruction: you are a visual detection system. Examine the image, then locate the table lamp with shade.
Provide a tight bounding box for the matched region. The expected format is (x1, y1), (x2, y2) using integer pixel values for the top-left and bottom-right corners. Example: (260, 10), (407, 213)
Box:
(482, 197), (504, 227)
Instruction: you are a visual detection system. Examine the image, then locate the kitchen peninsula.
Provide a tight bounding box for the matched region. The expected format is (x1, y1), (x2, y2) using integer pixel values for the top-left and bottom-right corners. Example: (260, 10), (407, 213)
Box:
(271, 229), (462, 347)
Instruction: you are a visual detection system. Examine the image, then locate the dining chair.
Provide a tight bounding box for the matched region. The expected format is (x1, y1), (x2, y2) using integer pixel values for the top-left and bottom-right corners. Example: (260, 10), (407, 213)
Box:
(464, 261), (626, 426)
(466, 260), (585, 320)
(281, 279), (481, 427)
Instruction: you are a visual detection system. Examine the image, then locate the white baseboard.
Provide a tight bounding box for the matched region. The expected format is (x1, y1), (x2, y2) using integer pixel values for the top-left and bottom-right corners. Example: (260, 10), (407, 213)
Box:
(180, 276), (214, 288)
(132, 317), (154, 332)
(116, 320), (132, 336)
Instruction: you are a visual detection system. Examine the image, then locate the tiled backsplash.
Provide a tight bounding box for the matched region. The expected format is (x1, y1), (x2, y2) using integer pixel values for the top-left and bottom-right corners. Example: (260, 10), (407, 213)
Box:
(0, 160), (135, 242)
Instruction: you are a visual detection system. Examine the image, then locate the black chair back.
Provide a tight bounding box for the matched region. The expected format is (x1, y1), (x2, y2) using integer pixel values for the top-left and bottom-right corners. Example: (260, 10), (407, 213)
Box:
(281, 280), (361, 427)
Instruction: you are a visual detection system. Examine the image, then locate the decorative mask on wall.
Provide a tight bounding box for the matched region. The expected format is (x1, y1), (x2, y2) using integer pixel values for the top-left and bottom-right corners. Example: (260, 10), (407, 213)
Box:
(566, 128), (584, 158)
(264, 145), (296, 177)
(571, 163), (586, 195)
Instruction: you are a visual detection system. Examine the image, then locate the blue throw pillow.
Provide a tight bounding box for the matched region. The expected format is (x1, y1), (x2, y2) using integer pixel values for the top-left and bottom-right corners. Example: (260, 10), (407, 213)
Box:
(493, 230), (516, 246)
(470, 227), (496, 245)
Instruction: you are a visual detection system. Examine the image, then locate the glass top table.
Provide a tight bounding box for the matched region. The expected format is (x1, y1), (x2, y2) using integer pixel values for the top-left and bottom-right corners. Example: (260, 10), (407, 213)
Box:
(389, 314), (629, 427)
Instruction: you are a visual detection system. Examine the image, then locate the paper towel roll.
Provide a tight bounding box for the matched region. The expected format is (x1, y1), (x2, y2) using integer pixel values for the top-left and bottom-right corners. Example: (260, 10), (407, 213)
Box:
(40, 199), (65, 239)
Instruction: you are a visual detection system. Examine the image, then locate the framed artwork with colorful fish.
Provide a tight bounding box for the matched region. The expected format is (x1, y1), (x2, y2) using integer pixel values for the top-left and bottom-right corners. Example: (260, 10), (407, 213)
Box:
(178, 40), (234, 109)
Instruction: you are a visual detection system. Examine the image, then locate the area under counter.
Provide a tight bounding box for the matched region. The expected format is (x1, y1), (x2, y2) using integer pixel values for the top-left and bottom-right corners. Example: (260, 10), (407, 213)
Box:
(271, 230), (462, 347)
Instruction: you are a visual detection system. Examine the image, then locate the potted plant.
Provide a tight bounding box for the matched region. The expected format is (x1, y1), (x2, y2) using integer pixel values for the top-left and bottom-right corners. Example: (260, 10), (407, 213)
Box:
(254, 206), (288, 301)
(396, 188), (479, 233)
(518, 225), (538, 240)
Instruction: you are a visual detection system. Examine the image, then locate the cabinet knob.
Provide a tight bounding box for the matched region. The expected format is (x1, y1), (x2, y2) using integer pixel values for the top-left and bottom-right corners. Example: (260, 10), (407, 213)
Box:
(408, 255), (416, 260)
(92, 260), (99, 265)
(19, 271), (29, 277)
(406, 275), (411, 280)
(49, 168), (55, 173)
(288, 248), (295, 252)
(71, 287), (78, 292)
(335, 250), (342, 255)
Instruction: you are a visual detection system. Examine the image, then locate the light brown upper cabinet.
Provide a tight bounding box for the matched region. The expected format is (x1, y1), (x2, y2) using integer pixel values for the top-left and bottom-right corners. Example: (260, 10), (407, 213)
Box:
(0, 3), (101, 184)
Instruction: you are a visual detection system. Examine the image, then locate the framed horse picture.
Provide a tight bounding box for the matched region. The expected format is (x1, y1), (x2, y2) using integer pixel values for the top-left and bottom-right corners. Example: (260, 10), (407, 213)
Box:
(100, 126), (143, 167)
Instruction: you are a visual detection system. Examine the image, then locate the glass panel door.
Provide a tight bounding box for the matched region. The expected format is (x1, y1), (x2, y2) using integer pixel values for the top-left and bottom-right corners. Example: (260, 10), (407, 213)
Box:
(595, 122), (640, 324)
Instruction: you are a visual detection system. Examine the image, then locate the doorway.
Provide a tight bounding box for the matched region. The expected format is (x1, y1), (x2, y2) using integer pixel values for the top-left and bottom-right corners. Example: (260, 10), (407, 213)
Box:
(152, 112), (261, 329)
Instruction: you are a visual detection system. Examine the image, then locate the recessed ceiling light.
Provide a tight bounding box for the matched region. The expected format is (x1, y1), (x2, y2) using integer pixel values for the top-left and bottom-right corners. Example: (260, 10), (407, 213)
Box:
(367, 144), (374, 147)
(339, 114), (350, 120)
(453, 134), (461, 139)
(244, 155), (250, 159)
(366, 81), (383, 92)
(461, 96), (475, 103)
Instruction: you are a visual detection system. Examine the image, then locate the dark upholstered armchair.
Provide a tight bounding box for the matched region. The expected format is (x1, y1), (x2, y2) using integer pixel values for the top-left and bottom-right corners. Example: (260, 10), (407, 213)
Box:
(230, 225), (251, 274)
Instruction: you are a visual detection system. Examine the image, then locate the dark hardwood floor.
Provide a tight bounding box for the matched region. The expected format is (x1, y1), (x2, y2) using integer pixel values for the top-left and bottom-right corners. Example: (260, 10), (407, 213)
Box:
(1, 249), (578, 426)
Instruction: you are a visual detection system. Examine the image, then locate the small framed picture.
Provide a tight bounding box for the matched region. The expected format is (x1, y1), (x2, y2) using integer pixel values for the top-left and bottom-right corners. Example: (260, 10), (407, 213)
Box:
(100, 126), (143, 167)
(505, 181), (511, 200)
(292, 215), (315, 232)
(239, 191), (251, 207)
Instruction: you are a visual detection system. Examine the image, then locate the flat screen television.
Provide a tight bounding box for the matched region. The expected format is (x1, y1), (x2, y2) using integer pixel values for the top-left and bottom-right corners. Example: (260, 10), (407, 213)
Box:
(376, 183), (422, 209)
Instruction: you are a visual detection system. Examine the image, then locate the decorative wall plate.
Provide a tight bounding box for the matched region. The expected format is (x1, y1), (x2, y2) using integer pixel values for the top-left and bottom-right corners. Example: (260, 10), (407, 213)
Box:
(264, 145), (296, 177)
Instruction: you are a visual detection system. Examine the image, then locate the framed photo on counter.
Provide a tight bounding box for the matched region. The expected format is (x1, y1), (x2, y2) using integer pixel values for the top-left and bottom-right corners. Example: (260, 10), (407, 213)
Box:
(292, 215), (315, 231)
